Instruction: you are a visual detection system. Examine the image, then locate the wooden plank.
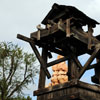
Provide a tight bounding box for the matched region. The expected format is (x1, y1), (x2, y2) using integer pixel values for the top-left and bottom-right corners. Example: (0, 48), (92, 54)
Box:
(79, 94), (100, 100)
(77, 81), (100, 93)
(47, 56), (69, 67)
(71, 27), (100, 46)
(34, 79), (78, 96)
(34, 79), (100, 96)
(78, 47), (100, 79)
(47, 92), (79, 100)
(30, 22), (100, 47)
(49, 48), (65, 56)
(30, 24), (59, 39)
(17, 34), (51, 78)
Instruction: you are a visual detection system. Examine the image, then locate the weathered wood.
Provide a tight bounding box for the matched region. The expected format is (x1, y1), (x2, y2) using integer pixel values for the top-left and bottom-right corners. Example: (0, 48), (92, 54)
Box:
(49, 48), (65, 56)
(34, 80), (100, 100)
(30, 24), (59, 39)
(88, 25), (93, 49)
(68, 49), (83, 70)
(17, 34), (33, 42)
(30, 23), (100, 46)
(17, 34), (51, 78)
(68, 59), (79, 80)
(37, 48), (48, 100)
(78, 47), (100, 79)
(30, 42), (51, 78)
(47, 56), (69, 67)
(34, 79), (78, 96)
(87, 62), (100, 70)
(66, 19), (70, 37)
(46, 92), (79, 100)
(92, 58), (100, 84)
(38, 48), (48, 89)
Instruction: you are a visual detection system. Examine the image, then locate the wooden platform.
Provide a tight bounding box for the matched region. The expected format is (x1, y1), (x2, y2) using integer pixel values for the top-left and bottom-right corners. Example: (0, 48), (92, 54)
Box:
(30, 23), (100, 57)
(34, 80), (100, 100)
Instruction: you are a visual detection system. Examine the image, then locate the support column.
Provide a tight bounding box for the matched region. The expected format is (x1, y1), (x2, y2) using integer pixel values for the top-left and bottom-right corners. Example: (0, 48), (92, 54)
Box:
(37, 48), (48, 100)
(68, 58), (79, 80)
(92, 58), (100, 84)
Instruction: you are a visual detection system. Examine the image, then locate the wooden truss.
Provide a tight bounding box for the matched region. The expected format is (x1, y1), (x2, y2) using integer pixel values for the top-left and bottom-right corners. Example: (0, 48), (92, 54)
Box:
(17, 18), (100, 100)
(17, 20), (100, 83)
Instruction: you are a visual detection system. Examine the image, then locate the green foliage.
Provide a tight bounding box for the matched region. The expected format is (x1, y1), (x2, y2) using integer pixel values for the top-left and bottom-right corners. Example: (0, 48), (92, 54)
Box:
(0, 42), (38, 100)
(8, 96), (32, 100)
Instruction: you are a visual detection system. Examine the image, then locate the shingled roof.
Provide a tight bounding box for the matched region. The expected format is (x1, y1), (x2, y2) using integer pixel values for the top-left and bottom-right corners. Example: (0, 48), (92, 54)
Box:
(42, 3), (99, 28)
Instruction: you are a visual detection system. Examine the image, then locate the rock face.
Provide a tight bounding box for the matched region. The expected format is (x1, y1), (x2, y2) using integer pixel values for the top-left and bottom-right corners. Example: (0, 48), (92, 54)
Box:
(46, 55), (68, 87)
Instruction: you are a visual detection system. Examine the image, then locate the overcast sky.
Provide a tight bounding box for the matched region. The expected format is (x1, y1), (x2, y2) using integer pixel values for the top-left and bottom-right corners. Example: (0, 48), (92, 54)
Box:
(0, 0), (100, 100)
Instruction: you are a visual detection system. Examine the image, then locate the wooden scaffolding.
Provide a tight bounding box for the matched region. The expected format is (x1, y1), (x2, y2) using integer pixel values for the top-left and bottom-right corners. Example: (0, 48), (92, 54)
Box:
(17, 3), (100, 100)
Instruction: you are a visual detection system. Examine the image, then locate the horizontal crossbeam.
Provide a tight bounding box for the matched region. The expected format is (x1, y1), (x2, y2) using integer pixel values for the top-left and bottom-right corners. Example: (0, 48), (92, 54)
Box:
(47, 56), (69, 67)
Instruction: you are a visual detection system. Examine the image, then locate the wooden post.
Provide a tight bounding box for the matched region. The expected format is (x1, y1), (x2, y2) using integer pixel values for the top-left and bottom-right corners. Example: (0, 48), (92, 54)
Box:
(37, 48), (48, 100)
(66, 19), (70, 37)
(88, 25), (93, 49)
(92, 58), (100, 84)
(68, 58), (79, 80)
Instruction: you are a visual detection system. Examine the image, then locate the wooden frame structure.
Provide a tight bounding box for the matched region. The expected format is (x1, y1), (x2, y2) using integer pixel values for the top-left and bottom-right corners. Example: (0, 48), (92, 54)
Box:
(17, 3), (100, 100)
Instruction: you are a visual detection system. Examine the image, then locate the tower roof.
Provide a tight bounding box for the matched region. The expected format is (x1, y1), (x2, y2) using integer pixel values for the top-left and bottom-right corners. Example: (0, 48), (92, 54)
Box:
(42, 3), (99, 28)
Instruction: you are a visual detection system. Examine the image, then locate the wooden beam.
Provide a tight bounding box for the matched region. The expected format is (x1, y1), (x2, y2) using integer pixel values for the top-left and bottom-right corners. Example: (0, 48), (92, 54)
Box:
(47, 56), (69, 67)
(66, 19), (70, 37)
(88, 25), (93, 49)
(17, 34), (32, 42)
(34, 79), (100, 96)
(49, 48), (65, 56)
(70, 54), (83, 70)
(30, 22), (100, 46)
(37, 48), (48, 100)
(78, 48), (100, 79)
(38, 48), (48, 89)
(92, 58), (100, 84)
(87, 62), (100, 70)
(68, 59), (79, 80)
(30, 42), (51, 79)
(30, 24), (58, 39)
(17, 34), (51, 79)
(66, 46), (83, 70)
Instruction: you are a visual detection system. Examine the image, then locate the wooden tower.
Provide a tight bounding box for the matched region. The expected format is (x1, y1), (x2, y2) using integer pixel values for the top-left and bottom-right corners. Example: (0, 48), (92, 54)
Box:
(17, 3), (100, 100)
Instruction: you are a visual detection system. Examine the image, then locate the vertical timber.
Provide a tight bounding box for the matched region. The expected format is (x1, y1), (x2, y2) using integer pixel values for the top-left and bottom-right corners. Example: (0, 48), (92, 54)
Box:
(37, 48), (48, 100)
(68, 58), (79, 80)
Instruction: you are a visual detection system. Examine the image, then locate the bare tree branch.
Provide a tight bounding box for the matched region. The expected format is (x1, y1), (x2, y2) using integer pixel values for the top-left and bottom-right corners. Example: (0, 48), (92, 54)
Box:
(7, 74), (31, 98)
(6, 55), (14, 82)
(24, 63), (28, 79)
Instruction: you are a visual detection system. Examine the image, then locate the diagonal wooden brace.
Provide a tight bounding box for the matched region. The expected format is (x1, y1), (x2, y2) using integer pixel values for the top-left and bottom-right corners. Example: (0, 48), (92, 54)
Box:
(67, 47), (83, 70)
(30, 42), (51, 78)
(78, 47), (100, 79)
(17, 34), (51, 79)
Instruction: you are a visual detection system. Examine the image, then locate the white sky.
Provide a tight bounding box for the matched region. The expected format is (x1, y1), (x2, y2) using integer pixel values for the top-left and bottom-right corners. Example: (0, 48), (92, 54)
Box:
(0, 0), (100, 100)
